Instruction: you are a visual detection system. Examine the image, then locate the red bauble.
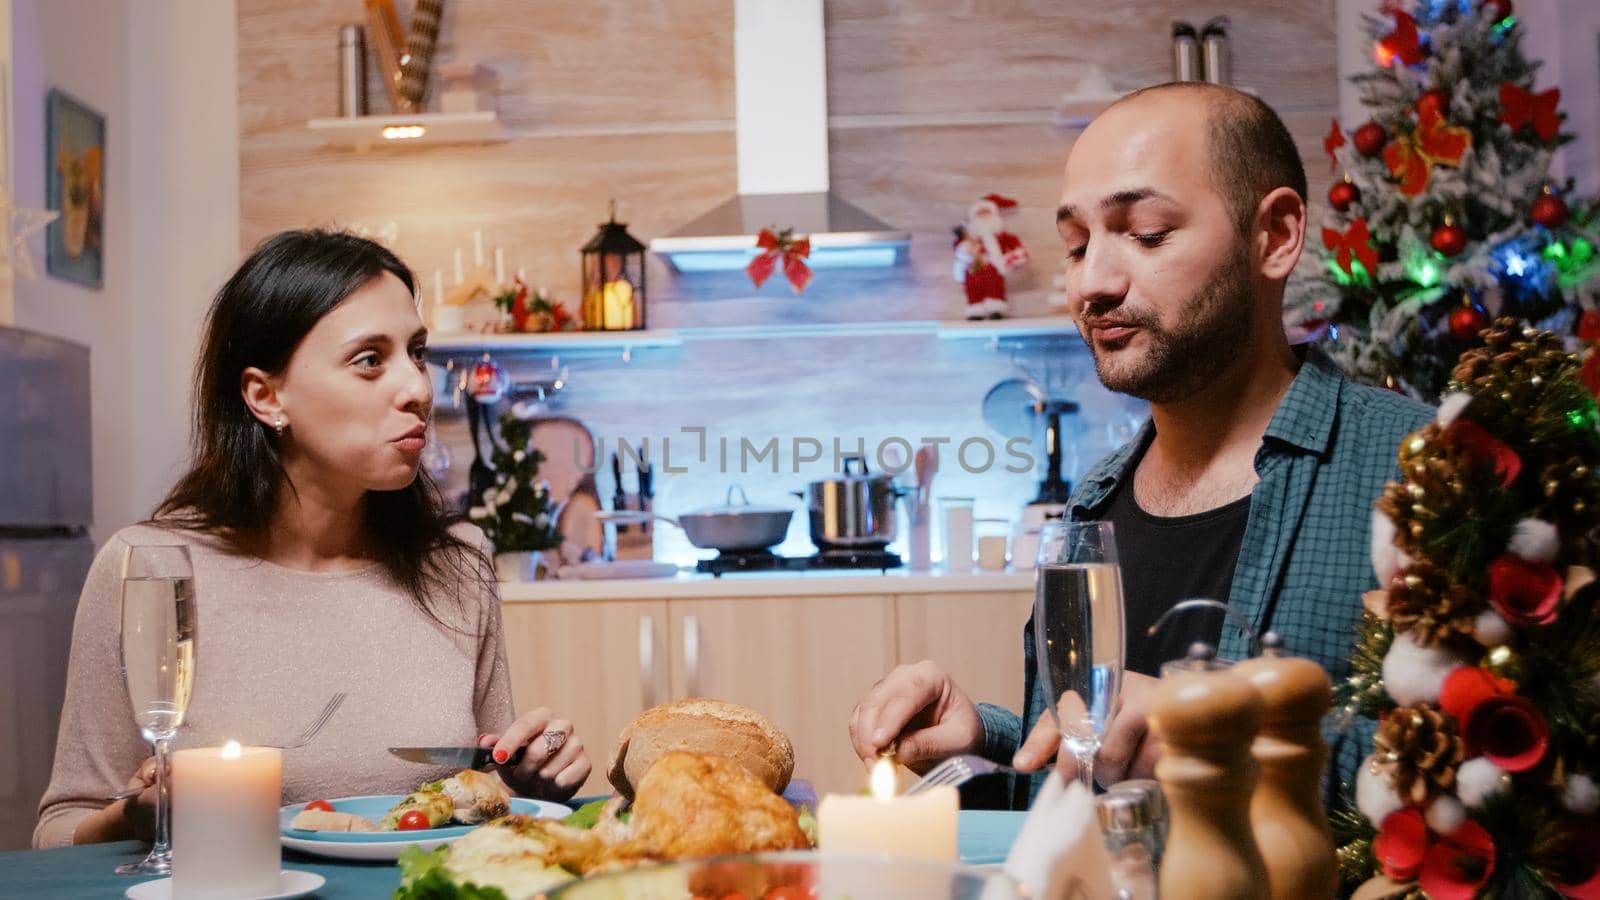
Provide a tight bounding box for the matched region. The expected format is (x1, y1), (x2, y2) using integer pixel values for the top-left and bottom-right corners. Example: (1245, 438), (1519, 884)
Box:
(1484, 0), (1513, 21)
(1449, 302), (1489, 342)
(1328, 180), (1360, 212)
(1354, 121), (1387, 156)
(1417, 89), (1450, 120)
(1431, 221), (1468, 256)
(1531, 191), (1569, 228)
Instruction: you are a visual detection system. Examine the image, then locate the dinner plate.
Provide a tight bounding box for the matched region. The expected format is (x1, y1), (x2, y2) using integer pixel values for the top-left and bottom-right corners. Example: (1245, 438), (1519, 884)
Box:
(279, 794), (571, 861)
(125, 870), (325, 900)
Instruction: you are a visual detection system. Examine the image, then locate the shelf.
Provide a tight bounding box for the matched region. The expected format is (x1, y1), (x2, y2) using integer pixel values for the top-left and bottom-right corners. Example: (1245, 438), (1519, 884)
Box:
(424, 316), (1076, 356)
(307, 111), (505, 150)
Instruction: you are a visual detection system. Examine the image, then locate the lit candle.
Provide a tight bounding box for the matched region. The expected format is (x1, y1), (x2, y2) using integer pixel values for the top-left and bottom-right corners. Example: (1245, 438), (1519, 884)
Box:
(817, 757), (958, 859)
(453, 248), (464, 285)
(172, 741), (282, 897)
(495, 247), (506, 286)
(473, 229), (485, 266)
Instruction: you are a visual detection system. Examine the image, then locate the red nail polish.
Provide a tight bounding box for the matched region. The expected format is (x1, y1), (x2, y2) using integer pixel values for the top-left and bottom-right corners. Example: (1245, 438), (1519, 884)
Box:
(493, 749), (508, 764)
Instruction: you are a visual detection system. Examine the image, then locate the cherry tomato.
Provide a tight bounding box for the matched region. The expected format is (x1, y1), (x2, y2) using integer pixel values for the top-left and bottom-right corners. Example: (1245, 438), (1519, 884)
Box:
(396, 809), (431, 831)
(303, 800), (334, 813)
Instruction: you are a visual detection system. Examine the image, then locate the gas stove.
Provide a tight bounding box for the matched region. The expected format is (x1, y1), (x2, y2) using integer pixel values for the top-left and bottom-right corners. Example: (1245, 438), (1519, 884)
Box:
(696, 548), (903, 577)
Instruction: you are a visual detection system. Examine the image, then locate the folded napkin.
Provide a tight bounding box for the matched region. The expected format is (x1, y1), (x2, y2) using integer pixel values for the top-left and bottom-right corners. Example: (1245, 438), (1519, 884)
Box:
(1002, 773), (1116, 900)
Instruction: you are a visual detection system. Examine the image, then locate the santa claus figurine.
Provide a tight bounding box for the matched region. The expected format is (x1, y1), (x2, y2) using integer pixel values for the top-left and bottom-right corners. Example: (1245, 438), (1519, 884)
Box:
(953, 193), (1030, 319)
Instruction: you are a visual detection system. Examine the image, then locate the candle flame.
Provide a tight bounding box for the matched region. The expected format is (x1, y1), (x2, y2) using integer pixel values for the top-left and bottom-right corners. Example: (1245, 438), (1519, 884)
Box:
(222, 740), (242, 759)
(870, 756), (897, 801)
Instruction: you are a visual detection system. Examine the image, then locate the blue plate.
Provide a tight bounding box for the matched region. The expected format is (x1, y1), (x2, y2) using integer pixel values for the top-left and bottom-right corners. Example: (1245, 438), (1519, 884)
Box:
(958, 810), (1026, 865)
(278, 794), (571, 860)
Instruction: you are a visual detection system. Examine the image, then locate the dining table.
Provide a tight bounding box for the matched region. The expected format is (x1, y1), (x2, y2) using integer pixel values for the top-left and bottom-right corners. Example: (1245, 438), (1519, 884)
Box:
(0, 810), (1028, 899)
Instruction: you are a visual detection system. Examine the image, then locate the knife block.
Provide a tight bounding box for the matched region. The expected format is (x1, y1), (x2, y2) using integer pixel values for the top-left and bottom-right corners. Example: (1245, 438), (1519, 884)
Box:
(613, 492), (654, 561)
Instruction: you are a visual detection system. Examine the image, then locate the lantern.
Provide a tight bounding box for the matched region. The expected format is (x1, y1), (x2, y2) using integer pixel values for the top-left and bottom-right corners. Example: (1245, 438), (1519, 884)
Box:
(580, 202), (648, 331)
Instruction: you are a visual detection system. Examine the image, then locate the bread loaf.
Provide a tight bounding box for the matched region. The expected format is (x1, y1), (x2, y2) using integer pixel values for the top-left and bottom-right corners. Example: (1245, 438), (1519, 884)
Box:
(607, 699), (794, 800)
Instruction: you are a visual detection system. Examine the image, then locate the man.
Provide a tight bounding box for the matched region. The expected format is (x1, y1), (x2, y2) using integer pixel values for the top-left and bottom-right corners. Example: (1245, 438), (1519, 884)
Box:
(848, 83), (1431, 806)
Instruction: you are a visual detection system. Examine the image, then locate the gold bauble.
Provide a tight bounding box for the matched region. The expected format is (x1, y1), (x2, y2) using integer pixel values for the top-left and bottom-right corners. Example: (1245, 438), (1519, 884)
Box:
(1484, 644), (1527, 685)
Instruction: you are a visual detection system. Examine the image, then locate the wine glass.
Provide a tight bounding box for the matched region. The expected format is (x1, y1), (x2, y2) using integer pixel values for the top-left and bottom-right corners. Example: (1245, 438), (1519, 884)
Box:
(1033, 520), (1125, 791)
(116, 544), (196, 876)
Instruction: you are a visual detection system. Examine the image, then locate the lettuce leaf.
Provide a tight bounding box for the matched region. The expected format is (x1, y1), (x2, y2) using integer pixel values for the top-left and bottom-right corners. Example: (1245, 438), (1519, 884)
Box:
(394, 846), (509, 900)
(559, 798), (608, 829)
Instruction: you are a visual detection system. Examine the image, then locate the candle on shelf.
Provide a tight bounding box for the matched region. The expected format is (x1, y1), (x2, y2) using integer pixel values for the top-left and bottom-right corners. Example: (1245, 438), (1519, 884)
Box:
(172, 741), (282, 898)
(817, 756), (958, 860)
(473, 229), (485, 266)
(495, 247), (506, 286)
(453, 248), (464, 285)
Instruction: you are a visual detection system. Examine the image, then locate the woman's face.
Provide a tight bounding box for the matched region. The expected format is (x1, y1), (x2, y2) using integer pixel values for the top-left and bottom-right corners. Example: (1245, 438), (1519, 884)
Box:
(271, 272), (433, 494)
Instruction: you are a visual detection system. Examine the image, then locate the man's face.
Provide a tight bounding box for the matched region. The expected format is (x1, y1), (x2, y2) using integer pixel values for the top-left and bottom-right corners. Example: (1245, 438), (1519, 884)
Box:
(1057, 95), (1259, 404)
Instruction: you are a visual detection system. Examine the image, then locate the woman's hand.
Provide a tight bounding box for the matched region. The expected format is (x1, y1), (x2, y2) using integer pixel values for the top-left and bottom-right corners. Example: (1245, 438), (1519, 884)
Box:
(74, 757), (159, 845)
(478, 707), (591, 801)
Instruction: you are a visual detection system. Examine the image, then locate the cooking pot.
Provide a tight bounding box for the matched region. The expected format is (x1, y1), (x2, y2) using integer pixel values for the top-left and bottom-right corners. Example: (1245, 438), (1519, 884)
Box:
(598, 485), (793, 553)
(794, 455), (905, 550)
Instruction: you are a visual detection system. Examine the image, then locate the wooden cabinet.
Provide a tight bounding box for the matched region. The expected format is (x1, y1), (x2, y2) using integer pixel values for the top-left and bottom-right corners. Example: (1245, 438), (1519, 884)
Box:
(894, 589), (1034, 715)
(499, 600), (668, 797)
(666, 595), (897, 795)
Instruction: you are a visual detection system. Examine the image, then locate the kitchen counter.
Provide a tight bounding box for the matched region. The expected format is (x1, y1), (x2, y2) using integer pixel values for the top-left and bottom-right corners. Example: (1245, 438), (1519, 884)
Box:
(497, 566), (1034, 602)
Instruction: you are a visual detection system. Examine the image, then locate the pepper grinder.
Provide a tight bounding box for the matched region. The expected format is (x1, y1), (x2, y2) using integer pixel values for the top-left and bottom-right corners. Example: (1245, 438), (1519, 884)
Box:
(1149, 644), (1269, 900)
(1233, 634), (1338, 900)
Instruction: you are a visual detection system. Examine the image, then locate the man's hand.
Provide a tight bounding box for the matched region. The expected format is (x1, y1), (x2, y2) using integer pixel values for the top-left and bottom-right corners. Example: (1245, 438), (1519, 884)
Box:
(1012, 672), (1163, 787)
(848, 661), (983, 774)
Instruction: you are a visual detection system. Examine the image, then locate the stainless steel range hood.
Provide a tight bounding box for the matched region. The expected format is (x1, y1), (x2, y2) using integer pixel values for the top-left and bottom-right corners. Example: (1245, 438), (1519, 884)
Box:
(649, 0), (910, 273)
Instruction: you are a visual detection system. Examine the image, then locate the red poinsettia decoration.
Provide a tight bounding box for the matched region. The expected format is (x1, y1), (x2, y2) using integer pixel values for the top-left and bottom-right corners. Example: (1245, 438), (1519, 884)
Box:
(1375, 11), (1425, 67)
(1445, 418), (1522, 485)
(1487, 554), (1563, 627)
(1584, 351), (1600, 399)
(1383, 106), (1473, 196)
(1438, 667), (1517, 725)
(1374, 811), (1497, 899)
(1324, 118), (1347, 172)
(1323, 218), (1379, 278)
(1500, 83), (1562, 143)
(747, 227), (812, 295)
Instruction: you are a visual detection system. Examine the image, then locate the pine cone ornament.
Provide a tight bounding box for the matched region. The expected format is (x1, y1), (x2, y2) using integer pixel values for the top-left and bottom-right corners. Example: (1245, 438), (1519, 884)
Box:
(1538, 456), (1600, 537)
(1374, 704), (1466, 806)
(1451, 319), (1576, 421)
(1385, 558), (1484, 645)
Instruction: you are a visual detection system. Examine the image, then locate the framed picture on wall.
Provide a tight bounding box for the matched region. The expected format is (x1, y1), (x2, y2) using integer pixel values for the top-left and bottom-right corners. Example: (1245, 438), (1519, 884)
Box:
(45, 89), (104, 289)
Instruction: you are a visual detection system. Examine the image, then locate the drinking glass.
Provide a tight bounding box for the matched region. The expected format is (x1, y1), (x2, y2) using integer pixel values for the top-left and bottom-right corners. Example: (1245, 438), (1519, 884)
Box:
(116, 544), (196, 876)
(1033, 520), (1125, 791)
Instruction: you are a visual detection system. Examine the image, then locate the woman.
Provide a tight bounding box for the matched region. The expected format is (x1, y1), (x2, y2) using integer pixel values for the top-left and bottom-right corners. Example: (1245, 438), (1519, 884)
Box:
(34, 230), (591, 848)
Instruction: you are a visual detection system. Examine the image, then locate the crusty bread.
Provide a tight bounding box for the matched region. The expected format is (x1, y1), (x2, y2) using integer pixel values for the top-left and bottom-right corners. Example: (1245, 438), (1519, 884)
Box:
(607, 699), (794, 800)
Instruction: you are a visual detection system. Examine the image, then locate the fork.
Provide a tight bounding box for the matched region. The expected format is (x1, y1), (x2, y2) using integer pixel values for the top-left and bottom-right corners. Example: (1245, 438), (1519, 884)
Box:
(903, 754), (1019, 796)
(106, 692), (347, 801)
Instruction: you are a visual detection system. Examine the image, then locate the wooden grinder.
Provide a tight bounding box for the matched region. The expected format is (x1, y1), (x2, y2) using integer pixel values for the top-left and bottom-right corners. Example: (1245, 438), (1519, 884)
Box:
(1149, 645), (1269, 900)
(1233, 635), (1338, 900)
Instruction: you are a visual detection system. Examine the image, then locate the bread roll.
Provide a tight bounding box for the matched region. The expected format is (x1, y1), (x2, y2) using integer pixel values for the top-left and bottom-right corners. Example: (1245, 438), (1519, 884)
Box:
(607, 699), (794, 800)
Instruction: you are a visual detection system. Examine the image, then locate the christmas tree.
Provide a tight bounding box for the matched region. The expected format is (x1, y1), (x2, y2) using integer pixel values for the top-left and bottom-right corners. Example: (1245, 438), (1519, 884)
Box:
(1285, 0), (1600, 403)
(468, 411), (564, 555)
(1335, 321), (1600, 898)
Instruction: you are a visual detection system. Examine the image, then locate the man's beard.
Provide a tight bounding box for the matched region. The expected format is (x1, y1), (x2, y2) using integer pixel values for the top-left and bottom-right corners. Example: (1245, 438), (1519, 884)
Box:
(1080, 245), (1256, 404)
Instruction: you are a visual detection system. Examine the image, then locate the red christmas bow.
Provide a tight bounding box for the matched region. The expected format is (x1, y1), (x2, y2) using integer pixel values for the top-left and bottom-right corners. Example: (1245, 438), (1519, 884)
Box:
(1324, 118), (1346, 172)
(1322, 218), (1379, 278)
(1499, 82), (1562, 142)
(747, 227), (812, 295)
(1383, 107), (1472, 196)
(1375, 11), (1424, 67)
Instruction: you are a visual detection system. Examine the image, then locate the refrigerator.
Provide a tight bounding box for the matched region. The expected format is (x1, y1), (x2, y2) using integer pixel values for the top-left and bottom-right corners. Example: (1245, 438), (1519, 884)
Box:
(0, 325), (94, 850)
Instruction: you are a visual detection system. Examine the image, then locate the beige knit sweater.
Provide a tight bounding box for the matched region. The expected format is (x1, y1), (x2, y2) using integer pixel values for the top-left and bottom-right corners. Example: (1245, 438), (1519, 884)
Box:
(33, 522), (515, 848)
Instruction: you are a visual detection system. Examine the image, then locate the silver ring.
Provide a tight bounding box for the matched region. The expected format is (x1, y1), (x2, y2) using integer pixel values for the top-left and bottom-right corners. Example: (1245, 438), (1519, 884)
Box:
(543, 730), (566, 754)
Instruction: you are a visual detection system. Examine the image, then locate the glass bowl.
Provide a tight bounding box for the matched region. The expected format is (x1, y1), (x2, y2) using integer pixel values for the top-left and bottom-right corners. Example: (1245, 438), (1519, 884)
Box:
(547, 850), (1021, 900)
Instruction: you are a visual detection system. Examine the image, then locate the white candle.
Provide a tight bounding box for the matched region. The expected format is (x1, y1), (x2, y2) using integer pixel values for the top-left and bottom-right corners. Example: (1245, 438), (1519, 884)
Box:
(172, 741), (282, 898)
(474, 229), (485, 266)
(453, 248), (464, 285)
(817, 758), (958, 860)
(517, 267), (527, 283)
(495, 247), (506, 286)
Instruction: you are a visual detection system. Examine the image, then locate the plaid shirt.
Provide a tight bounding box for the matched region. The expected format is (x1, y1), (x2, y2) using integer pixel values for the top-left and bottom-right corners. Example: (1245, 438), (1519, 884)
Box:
(974, 346), (1432, 808)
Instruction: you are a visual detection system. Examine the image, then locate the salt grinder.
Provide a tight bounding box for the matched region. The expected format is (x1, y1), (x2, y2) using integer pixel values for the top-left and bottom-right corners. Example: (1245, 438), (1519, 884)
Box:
(1149, 643), (1269, 900)
(1233, 634), (1339, 900)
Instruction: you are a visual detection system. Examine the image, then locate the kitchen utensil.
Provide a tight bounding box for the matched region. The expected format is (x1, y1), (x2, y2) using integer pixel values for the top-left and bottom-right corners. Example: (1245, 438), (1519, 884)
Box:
(387, 745), (526, 769)
(599, 485), (793, 553)
(904, 754), (1020, 796)
(981, 377), (1077, 506)
(464, 396), (495, 506)
(795, 455), (905, 550)
(940, 497), (974, 571)
(609, 452), (627, 533)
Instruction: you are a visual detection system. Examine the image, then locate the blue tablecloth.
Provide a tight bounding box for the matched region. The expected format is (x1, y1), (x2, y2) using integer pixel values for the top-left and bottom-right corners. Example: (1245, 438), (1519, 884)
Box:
(0, 811), (1026, 899)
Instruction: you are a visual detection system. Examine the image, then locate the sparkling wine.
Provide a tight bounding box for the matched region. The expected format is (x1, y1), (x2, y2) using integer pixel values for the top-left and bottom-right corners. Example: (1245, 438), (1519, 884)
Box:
(1035, 562), (1124, 737)
(120, 576), (196, 742)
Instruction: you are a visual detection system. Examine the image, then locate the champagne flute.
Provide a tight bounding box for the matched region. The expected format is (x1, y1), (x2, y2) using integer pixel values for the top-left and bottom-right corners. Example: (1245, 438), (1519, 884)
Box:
(1033, 520), (1125, 791)
(116, 544), (196, 876)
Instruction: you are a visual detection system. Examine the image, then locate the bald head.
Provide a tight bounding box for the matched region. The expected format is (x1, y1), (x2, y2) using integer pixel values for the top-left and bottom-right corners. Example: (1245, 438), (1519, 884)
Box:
(1096, 83), (1307, 234)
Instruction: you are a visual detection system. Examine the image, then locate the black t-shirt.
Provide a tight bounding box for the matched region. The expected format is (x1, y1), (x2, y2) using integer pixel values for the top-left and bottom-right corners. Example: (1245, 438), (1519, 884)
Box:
(1102, 478), (1252, 676)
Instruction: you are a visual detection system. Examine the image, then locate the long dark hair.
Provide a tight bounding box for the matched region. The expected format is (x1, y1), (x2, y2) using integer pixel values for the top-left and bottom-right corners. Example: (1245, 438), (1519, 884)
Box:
(155, 229), (489, 621)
